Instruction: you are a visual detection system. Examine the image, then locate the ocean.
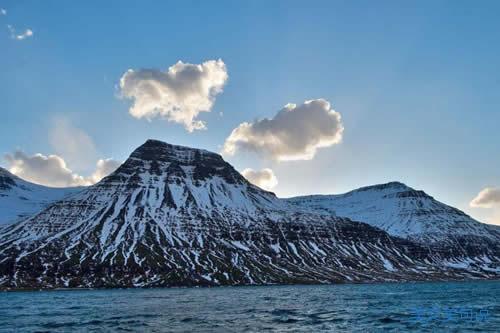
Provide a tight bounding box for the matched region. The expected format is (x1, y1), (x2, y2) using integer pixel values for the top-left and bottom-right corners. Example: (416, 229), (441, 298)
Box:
(1, 281), (498, 332)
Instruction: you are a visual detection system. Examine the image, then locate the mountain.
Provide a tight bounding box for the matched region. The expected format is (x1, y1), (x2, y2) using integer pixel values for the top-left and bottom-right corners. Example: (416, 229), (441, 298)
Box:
(0, 167), (81, 226)
(286, 182), (500, 243)
(0, 140), (498, 290)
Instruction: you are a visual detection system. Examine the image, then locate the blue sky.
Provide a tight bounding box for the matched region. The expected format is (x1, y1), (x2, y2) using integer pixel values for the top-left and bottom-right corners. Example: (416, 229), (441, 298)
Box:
(1, 0), (499, 224)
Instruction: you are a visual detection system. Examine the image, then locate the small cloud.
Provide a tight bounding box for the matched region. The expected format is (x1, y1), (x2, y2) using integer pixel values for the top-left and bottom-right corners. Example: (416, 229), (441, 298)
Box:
(241, 168), (278, 191)
(4, 151), (120, 188)
(470, 187), (500, 208)
(223, 99), (344, 161)
(7, 24), (33, 40)
(88, 158), (121, 184)
(119, 59), (228, 132)
(0, 8), (6, 16)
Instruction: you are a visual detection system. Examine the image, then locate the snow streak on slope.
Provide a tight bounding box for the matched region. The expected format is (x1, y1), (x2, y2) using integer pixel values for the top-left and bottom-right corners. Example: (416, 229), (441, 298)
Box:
(0, 167), (81, 226)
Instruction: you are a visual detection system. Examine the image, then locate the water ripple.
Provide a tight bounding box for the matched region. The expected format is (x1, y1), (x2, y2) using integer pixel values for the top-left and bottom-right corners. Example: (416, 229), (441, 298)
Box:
(0, 281), (498, 333)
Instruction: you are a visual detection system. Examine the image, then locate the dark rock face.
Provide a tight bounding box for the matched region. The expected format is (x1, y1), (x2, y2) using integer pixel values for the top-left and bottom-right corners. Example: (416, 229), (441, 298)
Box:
(0, 168), (16, 192)
(0, 140), (498, 290)
(121, 140), (248, 185)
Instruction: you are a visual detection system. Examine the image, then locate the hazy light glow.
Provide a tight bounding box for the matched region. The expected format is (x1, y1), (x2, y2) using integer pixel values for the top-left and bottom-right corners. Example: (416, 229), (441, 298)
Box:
(49, 117), (98, 171)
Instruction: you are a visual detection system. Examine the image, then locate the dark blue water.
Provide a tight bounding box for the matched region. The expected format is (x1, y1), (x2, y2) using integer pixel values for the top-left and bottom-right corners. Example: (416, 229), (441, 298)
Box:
(1, 281), (498, 332)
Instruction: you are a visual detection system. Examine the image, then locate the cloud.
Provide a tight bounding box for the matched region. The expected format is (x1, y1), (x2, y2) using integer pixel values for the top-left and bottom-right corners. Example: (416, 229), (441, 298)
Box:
(223, 99), (344, 161)
(7, 25), (33, 40)
(241, 168), (278, 191)
(5, 151), (88, 187)
(4, 151), (120, 188)
(119, 59), (228, 132)
(470, 187), (500, 208)
(1, 8), (6, 16)
(88, 158), (121, 184)
(49, 118), (98, 171)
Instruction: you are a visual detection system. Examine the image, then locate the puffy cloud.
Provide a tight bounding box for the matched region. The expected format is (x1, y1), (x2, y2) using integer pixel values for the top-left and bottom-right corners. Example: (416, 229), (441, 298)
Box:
(241, 168), (278, 191)
(88, 158), (121, 184)
(4, 151), (120, 188)
(5, 151), (87, 187)
(470, 187), (500, 208)
(119, 59), (228, 132)
(1, 8), (6, 15)
(7, 25), (33, 40)
(49, 117), (98, 171)
(223, 99), (344, 161)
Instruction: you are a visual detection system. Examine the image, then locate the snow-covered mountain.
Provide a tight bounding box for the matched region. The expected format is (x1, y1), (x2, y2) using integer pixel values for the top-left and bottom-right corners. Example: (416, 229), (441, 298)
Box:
(286, 182), (500, 243)
(0, 140), (498, 289)
(0, 167), (81, 226)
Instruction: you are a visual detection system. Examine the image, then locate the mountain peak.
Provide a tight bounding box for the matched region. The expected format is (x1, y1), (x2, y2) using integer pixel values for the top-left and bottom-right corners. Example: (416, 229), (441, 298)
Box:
(353, 181), (412, 193)
(130, 139), (222, 165)
(101, 139), (264, 197)
(347, 181), (437, 202)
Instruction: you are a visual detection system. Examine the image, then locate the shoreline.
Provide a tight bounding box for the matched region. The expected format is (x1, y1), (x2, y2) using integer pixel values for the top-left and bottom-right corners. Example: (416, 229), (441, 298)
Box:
(2, 277), (499, 293)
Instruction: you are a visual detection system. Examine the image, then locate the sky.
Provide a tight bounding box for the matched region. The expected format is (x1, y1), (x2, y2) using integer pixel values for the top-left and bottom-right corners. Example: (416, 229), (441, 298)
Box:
(1, 0), (499, 225)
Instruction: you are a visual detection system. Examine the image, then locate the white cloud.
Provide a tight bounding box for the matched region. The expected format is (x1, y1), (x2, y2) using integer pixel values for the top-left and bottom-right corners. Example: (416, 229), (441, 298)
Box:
(5, 151), (88, 187)
(470, 187), (500, 208)
(7, 25), (33, 40)
(4, 151), (120, 188)
(1, 8), (6, 16)
(88, 158), (121, 184)
(119, 59), (228, 132)
(223, 99), (344, 161)
(241, 168), (278, 191)
(49, 117), (98, 171)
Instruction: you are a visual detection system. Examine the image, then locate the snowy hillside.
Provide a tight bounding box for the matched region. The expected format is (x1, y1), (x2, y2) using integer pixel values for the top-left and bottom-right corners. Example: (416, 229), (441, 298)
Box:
(0, 141), (498, 289)
(0, 167), (81, 226)
(286, 182), (500, 243)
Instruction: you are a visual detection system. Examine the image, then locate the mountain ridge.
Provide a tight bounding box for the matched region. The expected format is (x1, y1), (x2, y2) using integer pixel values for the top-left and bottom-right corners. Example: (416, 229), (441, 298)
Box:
(0, 139), (498, 289)
(287, 181), (499, 243)
(0, 167), (82, 226)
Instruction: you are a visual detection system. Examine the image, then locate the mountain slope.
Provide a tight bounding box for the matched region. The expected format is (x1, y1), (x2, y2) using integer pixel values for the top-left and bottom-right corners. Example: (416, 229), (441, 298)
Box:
(0, 167), (81, 226)
(286, 182), (500, 243)
(0, 141), (498, 289)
